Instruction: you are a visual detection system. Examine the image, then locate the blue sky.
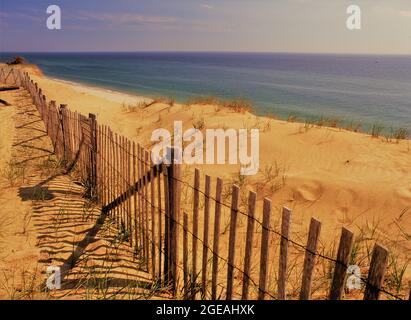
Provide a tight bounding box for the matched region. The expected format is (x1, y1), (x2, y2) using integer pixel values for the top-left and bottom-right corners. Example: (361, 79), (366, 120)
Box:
(0, 0), (410, 53)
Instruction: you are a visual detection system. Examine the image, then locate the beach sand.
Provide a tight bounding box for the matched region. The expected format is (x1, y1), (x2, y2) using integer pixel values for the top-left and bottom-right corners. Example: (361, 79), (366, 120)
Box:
(1, 64), (410, 298)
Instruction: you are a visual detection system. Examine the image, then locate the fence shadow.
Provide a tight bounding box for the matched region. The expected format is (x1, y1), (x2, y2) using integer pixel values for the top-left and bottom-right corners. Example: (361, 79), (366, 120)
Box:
(5, 84), (162, 299)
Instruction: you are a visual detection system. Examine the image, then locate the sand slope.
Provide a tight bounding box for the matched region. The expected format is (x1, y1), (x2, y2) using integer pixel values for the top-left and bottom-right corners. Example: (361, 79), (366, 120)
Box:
(27, 72), (411, 236)
(0, 85), (162, 299)
(1, 64), (409, 297)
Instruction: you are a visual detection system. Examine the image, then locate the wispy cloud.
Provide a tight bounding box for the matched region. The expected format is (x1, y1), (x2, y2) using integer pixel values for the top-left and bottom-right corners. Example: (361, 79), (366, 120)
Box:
(65, 11), (233, 32)
(0, 10), (42, 23)
(76, 12), (179, 25)
(64, 12), (181, 31)
(200, 4), (214, 10)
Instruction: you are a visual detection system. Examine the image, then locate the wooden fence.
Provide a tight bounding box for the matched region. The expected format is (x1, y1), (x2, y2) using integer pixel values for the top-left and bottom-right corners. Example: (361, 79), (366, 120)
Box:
(0, 67), (407, 300)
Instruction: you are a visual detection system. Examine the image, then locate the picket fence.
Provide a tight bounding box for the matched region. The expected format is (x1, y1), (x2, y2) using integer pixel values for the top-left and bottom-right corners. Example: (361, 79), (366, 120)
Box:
(0, 67), (407, 300)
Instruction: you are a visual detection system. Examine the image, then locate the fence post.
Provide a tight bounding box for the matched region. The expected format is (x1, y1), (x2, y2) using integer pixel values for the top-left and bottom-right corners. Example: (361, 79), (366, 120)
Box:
(42, 95), (49, 134)
(150, 154), (156, 277)
(241, 191), (256, 300)
(144, 150), (150, 265)
(364, 244), (389, 300)
(300, 218), (321, 300)
(226, 185), (240, 300)
(278, 207), (292, 300)
(59, 105), (68, 163)
(183, 212), (189, 299)
(157, 164), (163, 282)
(191, 168), (200, 299)
(201, 175), (211, 299)
(88, 113), (98, 199)
(329, 227), (354, 300)
(163, 162), (170, 286)
(211, 177), (223, 300)
(132, 142), (139, 253)
(258, 198), (272, 300)
(166, 146), (181, 296)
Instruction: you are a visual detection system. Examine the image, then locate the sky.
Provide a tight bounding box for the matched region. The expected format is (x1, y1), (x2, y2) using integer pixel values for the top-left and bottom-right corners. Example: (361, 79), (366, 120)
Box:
(0, 0), (410, 54)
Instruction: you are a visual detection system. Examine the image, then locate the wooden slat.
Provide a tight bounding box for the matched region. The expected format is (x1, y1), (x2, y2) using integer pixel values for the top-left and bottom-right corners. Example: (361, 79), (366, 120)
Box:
(211, 177), (223, 300)
(127, 140), (132, 245)
(278, 207), (292, 300)
(123, 137), (128, 230)
(89, 113), (97, 197)
(139, 144), (146, 260)
(183, 212), (189, 299)
(150, 155), (156, 277)
(137, 145), (143, 258)
(117, 135), (122, 225)
(106, 127), (110, 213)
(120, 136), (125, 229)
(59, 105), (68, 162)
(201, 175), (211, 299)
(114, 134), (120, 227)
(144, 150), (150, 265)
(364, 244), (389, 300)
(241, 191), (256, 300)
(163, 162), (170, 285)
(105, 126), (109, 206)
(226, 185), (240, 300)
(157, 164), (162, 281)
(191, 168), (200, 299)
(258, 198), (271, 300)
(168, 147), (181, 295)
(101, 125), (104, 204)
(97, 124), (101, 202)
(132, 142), (138, 252)
(300, 218), (322, 300)
(329, 227), (354, 300)
(110, 130), (115, 219)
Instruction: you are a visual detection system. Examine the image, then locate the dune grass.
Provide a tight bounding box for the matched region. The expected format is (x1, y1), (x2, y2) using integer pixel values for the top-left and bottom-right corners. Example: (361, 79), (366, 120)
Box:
(187, 96), (253, 114)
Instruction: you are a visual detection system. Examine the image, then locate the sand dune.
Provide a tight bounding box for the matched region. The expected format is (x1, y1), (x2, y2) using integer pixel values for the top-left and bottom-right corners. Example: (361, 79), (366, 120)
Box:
(26, 70), (411, 235)
(1, 64), (410, 298)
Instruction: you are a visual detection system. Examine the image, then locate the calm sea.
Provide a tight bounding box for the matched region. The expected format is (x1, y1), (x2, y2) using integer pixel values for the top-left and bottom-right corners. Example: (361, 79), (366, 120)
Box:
(1, 52), (411, 131)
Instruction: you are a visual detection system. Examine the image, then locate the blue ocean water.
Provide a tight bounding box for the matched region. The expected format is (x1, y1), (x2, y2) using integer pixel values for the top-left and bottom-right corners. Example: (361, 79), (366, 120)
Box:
(1, 52), (410, 131)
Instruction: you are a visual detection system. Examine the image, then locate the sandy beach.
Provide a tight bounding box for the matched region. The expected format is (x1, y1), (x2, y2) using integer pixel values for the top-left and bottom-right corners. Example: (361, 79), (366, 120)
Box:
(28, 67), (411, 229)
(1, 63), (410, 299)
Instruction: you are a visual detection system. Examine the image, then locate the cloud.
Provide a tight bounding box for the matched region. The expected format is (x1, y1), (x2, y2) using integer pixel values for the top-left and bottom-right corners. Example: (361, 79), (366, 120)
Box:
(62, 12), (182, 31)
(66, 11), (233, 32)
(200, 4), (214, 10)
(75, 12), (179, 25)
(0, 11), (42, 23)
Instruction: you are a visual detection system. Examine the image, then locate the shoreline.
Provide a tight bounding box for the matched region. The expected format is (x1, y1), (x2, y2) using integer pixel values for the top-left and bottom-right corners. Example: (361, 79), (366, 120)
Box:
(3, 62), (409, 143)
(28, 68), (410, 141)
(47, 75), (153, 106)
(2, 53), (411, 135)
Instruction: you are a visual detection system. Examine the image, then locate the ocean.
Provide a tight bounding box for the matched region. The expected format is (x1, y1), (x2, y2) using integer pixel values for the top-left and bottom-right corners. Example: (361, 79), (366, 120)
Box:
(1, 52), (410, 131)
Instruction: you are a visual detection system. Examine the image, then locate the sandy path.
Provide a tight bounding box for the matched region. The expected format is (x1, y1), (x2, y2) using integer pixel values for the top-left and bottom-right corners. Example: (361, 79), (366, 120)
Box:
(0, 86), (163, 299)
(0, 88), (48, 298)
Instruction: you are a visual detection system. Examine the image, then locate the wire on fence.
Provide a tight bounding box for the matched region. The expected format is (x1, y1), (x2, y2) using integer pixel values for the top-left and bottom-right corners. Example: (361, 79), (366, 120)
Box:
(2, 67), (405, 301)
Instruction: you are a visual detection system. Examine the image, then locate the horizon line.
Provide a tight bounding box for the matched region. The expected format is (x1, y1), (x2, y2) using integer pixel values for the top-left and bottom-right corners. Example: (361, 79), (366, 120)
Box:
(1, 50), (411, 57)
